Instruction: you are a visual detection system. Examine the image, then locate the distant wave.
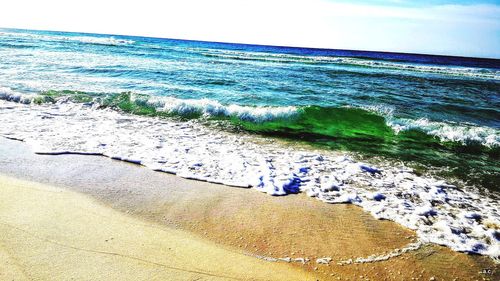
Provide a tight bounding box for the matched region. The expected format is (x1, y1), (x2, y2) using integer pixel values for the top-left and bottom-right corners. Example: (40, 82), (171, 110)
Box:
(2, 30), (496, 79)
(69, 36), (134, 46)
(0, 31), (134, 46)
(198, 49), (500, 80)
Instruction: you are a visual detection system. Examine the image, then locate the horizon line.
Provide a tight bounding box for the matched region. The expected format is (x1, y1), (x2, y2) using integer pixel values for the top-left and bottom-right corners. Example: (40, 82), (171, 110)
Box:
(2, 26), (500, 61)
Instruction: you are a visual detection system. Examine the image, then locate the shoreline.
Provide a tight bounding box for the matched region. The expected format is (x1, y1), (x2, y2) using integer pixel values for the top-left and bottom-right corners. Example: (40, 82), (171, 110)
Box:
(0, 137), (497, 280)
(1, 98), (499, 258)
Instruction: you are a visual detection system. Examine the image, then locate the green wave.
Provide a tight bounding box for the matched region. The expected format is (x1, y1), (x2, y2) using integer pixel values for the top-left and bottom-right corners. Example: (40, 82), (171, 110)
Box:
(35, 90), (499, 190)
(230, 105), (498, 190)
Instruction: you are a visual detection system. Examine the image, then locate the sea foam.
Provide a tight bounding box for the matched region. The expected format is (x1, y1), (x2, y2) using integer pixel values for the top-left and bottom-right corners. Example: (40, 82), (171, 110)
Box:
(363, 104), (500, 148)
(0, 97), (498, 260)
(388, 118), (500, 148)
(131, 94), (298, 122)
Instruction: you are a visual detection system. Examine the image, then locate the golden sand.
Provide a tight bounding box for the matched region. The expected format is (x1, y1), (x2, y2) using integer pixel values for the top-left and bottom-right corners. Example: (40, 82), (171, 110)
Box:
(0, 175), (316, 281)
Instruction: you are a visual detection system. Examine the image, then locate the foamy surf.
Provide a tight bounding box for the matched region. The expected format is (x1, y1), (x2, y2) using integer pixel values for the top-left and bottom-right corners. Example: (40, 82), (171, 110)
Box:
(130, 93), (299, 122)
(388, 118), (500, 148)
(0, 98), (498, 260)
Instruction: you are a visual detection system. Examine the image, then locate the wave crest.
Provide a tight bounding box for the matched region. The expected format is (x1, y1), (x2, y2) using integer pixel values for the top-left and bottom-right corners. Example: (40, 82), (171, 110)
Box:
(0, 87), (32, 104)
(70, 36), (135, 46)
(363, 104), (500, 148)
(131, 94), (298, 122)
(389, 118), (500, 148)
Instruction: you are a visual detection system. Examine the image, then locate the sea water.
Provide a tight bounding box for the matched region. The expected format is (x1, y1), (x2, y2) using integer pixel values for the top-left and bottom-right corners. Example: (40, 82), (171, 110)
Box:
(0, 28), (498, 260)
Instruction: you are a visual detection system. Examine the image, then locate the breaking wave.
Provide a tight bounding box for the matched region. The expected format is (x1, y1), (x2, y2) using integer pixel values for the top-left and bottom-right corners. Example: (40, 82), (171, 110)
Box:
(1, 88), (498, 149)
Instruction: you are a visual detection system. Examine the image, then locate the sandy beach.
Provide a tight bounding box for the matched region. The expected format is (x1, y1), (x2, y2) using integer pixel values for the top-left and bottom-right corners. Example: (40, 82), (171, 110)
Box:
(0, 138), (498, 280)
(0, 175), (318, 281)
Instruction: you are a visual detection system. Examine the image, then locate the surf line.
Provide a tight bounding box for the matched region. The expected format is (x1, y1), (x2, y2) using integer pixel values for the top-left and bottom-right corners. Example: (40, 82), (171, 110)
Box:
(247, 241), (424, 266)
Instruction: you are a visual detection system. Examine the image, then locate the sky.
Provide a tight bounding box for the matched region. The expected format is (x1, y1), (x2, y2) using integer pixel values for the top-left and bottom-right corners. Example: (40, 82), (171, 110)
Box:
(0, 0), (499, 58)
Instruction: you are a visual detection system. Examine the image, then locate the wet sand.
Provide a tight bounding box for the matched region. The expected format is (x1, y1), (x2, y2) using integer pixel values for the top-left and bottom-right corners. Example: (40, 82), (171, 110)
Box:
(0, 138), (498, 280)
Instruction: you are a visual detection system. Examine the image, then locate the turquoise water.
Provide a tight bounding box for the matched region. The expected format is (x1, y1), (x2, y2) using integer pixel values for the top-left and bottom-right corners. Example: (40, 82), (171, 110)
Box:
(0, 28), (499, 191)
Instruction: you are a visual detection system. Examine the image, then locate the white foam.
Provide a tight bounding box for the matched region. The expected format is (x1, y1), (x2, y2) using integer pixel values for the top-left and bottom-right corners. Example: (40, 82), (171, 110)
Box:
(0, 87), (32, 104)
(69, 36), (134, 46)
(0, 99), (498, 261)
(131, 94), (298, 122)
(361, 104), (500, 148)
(336, 57), (500, 80)
(337, 241), (423, 265)
(388, 118), (500, 147)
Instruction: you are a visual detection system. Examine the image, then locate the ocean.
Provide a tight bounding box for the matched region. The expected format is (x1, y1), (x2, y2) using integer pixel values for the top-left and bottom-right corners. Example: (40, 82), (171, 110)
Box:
(0, 28), (499, 259)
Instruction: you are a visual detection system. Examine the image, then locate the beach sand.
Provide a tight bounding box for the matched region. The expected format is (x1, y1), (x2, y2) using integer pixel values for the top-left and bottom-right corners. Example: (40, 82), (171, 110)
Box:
(0, 138), (498, 280)
(0, 175), (316, 281)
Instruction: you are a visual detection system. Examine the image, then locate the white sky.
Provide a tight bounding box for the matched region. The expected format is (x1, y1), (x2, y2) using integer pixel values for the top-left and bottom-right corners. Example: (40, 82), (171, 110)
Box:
(1, 0), (499, 58)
